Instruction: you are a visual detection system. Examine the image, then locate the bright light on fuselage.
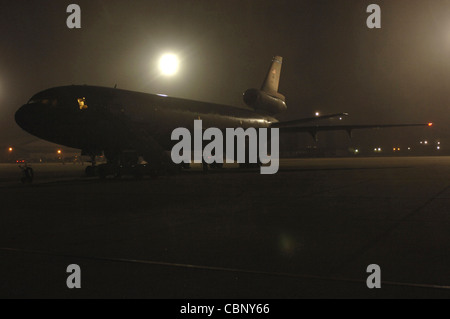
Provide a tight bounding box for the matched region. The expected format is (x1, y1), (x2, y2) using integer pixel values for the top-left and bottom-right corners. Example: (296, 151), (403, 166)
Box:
(159, 54), (179, 76)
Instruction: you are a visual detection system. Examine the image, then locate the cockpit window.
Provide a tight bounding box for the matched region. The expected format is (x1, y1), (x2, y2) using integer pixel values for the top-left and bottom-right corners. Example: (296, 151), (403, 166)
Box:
(28, 98), (50, 105)
(78, 97), (88, 110)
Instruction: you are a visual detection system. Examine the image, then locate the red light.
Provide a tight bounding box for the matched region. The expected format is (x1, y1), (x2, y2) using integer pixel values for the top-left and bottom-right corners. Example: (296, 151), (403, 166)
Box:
(428, 123), (433, 127)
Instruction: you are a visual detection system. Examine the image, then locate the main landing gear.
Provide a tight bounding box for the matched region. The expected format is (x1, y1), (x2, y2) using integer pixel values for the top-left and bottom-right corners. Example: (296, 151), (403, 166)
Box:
(84, 150), (179, 179)
(97, 150), (159, 179)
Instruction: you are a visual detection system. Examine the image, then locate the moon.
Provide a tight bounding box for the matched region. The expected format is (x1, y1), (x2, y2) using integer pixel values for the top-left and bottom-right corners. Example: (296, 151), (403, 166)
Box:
(159, 54), (179, 76)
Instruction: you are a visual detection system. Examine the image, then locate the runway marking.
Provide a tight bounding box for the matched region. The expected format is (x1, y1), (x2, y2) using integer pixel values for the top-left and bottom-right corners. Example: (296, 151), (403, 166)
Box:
(0, 246), (449, 292)
(331, 184), (450, 273)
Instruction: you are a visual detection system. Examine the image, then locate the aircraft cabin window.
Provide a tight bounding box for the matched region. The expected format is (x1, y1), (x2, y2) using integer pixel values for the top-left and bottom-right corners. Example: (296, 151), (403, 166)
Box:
(78, 97), (88, 110)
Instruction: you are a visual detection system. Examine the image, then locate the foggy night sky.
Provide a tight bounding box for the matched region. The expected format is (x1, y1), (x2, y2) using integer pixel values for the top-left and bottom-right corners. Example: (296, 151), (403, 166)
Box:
(0, 0), (449, 149)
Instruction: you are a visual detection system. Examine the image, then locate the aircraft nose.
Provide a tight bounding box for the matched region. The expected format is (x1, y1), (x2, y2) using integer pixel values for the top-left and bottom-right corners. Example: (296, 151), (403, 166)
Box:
(15, 104), (35, 131)
(15, 103), (48, 134)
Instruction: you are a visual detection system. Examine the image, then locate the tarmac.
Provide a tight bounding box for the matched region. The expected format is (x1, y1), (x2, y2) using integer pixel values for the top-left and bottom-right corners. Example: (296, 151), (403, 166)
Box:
(0, 156), (449, 298)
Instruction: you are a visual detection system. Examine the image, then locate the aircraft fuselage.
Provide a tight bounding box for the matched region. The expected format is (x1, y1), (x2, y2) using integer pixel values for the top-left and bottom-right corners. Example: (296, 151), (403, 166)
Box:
(15, 85), (277, 156)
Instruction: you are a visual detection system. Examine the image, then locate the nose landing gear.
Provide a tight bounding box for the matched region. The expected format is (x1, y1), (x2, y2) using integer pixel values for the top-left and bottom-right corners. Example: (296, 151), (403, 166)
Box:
(84, 152), (100, 177)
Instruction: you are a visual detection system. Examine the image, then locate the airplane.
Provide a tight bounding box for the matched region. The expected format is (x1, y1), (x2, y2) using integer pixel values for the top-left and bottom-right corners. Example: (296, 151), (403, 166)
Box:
(15, 56), (432, 177)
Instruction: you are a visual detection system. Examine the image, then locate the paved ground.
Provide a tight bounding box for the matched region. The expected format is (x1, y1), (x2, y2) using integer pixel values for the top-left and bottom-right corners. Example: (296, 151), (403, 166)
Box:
(0, 157), (449, 298)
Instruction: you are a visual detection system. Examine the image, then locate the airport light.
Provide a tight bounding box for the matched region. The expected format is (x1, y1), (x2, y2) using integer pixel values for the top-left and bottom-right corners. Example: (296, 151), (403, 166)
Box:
(8, 147), (13, 152)
(315, 112), (320, 117)
(159, 53), (179, 76)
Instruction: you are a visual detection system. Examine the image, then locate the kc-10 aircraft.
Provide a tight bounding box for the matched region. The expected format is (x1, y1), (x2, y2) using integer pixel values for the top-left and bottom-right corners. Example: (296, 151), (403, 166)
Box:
(15, 56), (431, 177)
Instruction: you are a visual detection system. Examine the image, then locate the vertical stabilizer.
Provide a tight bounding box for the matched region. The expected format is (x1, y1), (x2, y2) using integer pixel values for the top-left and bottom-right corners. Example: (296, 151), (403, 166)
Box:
(243, 56), (287, 115)
(261, 56), (283, 97)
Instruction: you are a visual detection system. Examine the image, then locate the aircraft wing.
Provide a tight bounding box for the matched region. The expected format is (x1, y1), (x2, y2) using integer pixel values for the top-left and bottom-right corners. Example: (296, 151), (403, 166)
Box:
(271, 113), (349, 127)
(274, 123), (433, 140)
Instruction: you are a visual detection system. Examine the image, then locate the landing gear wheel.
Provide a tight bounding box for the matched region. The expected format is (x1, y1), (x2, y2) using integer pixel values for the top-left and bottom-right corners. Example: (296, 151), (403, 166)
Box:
(98, 164), (108, 180)
(210, 163), (223, 169)
(202, 162), (209, 173)
(85, 166), (97, 177)
(181, 163), (191, 169)
(239, 162), (261, 169)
